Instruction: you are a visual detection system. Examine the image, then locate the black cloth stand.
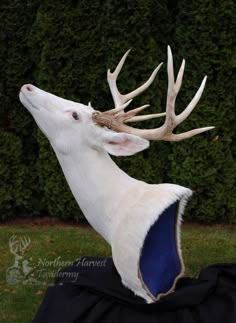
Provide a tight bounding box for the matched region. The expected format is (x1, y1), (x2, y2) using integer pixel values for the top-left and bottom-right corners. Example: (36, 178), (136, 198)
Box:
(33, 257), (236, 323)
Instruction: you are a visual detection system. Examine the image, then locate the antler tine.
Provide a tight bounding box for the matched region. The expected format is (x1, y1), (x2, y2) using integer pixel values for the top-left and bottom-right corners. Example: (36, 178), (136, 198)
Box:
(103, 100), (133, 116)
(123, 63), (163, 104)
(176, 76), (207, 125)
(175, 58), (185, 94)
(9, 234), (17, 244)
(9, 235), (19, 255)
(107, 50), (163, 110)
(126, 112), (166, 123)
(107, 50), (131, 109)
(168, 126), (215, 142)
(120, 105), (150, 121)
(21, 235), (31, 250)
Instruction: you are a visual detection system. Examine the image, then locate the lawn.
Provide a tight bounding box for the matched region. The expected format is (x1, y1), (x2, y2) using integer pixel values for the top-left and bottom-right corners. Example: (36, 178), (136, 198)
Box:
(0, 223), (235, 322)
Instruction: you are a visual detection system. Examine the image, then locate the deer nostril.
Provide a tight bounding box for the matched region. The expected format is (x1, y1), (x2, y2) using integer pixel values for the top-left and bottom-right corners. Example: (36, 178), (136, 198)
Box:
(26, 85), (33, 92)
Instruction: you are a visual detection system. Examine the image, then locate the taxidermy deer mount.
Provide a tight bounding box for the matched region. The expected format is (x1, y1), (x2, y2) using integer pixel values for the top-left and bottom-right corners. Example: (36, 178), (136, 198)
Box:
(19, 46), (214, 303)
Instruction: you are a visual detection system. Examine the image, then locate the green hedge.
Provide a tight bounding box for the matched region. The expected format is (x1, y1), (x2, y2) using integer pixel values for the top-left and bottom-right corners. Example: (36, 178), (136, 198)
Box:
(171, 0), (236, 222)
(0, 0), (235, 222)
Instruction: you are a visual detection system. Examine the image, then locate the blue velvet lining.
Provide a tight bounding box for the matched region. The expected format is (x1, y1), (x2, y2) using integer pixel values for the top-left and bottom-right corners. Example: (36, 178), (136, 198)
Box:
(139, 202), (181, 297)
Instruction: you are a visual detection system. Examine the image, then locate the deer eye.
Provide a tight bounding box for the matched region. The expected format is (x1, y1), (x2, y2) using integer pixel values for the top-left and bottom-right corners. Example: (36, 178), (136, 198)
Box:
(72, 112), (79, 120)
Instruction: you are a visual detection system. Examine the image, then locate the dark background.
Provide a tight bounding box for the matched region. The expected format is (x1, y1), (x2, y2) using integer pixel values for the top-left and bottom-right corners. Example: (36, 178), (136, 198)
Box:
(0, 0), (235, 222)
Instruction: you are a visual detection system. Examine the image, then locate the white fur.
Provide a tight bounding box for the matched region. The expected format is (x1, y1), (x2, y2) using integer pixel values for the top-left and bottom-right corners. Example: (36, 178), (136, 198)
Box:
(19, 84), (192, 302)
(112, 183), (192, 302)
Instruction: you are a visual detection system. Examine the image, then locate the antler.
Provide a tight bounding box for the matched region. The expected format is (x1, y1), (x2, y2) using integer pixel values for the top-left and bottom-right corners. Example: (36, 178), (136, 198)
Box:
(19, 235), (31, 254)
(9, 234), (31, 256)
(9, 235), (19, 256)
(106, 49), (165, 121)
(92, 46), (214, 141)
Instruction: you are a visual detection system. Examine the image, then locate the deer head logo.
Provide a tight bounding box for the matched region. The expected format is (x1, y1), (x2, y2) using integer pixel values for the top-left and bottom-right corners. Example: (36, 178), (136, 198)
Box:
(6, 235), (32, 285)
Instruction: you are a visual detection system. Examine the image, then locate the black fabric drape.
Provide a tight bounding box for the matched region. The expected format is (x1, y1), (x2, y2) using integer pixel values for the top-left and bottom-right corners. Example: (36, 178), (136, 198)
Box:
(33, 257), (236, 323)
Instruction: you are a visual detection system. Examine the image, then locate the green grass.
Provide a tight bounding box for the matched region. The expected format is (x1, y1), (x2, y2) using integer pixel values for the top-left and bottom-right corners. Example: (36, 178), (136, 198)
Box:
(0, 224), (235, 322)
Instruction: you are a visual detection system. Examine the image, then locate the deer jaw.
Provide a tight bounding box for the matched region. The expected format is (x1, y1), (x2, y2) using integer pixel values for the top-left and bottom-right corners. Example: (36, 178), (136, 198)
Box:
(19, 84), (149, 243)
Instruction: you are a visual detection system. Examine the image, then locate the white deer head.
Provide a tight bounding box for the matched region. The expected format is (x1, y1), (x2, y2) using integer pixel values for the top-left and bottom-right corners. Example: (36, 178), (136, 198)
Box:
(19, 47), (214, 303)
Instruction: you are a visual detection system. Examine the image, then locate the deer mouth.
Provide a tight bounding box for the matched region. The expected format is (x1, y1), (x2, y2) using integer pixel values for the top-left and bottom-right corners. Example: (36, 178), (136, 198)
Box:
(19, 90), (40, 111)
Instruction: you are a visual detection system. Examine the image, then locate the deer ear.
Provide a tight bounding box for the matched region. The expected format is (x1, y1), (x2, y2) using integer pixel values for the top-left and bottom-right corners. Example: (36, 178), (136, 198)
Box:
(101, 132), (149, 156)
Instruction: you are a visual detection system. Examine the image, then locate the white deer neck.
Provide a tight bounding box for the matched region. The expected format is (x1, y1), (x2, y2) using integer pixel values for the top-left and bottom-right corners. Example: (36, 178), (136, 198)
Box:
(53, 147), (138, 243)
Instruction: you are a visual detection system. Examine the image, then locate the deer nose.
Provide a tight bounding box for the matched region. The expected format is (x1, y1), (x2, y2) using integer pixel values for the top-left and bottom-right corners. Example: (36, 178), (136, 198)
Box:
(21, 84), (36, 93)
(26, 84), (33, 92)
